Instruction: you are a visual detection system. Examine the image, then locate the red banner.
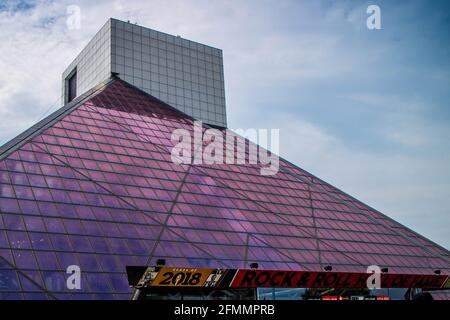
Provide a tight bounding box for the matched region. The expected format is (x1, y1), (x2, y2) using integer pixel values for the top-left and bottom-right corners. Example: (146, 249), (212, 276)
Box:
(126, 266), (449, 289)
(230, 270), (448, 289)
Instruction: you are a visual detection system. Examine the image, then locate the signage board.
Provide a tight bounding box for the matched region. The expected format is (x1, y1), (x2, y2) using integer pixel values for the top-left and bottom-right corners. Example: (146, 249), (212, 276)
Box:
(126, 266), (449, 290)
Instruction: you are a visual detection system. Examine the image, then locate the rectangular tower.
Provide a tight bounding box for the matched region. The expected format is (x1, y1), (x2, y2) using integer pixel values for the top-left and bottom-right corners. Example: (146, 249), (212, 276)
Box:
(62, 18), (227, 127)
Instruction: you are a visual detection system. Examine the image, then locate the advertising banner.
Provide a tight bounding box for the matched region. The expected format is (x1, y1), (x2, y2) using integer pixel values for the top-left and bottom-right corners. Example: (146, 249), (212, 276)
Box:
(126, 266), (449, 289)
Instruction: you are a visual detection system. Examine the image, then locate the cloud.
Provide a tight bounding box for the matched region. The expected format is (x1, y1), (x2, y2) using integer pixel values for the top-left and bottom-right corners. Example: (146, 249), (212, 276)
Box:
(0, 0), (101, 140)
(274, 113), (450, 249)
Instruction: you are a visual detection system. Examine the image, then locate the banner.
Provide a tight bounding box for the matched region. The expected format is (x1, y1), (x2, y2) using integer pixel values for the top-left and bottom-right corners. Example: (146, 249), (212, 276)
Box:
(230, 270), (448, 289)
(128, 266), (234, 288)
(152, 267), (226, 287)
(126, 266), (449, 289)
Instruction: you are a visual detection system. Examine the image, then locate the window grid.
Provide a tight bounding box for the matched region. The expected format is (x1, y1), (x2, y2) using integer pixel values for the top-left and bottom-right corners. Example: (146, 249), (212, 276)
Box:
(1, 79), (448, 299)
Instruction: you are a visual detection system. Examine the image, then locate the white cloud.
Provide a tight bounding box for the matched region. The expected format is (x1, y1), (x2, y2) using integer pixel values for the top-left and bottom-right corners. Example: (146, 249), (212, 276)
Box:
(0, 1), (103, 141)
(275, 113), (450, 249)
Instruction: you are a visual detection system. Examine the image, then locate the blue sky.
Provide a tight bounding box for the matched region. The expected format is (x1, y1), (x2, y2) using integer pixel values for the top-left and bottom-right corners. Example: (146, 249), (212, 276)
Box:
(0, 0), (449, 248)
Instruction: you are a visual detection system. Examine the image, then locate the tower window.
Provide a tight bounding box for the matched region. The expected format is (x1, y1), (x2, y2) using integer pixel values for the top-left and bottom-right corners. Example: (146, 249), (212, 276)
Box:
(67, 69), (77, 103)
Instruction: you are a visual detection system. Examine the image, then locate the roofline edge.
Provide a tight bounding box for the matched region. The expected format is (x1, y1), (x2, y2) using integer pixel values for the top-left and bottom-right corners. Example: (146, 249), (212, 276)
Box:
(0, 77), (117, 161)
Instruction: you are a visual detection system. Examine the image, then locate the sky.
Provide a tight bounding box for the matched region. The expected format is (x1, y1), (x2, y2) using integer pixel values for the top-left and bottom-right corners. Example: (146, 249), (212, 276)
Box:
(0, 0), (449, 248)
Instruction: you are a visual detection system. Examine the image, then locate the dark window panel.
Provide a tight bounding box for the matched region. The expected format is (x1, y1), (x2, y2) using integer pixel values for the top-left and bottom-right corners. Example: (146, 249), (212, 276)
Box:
(67, 71), (77, 103)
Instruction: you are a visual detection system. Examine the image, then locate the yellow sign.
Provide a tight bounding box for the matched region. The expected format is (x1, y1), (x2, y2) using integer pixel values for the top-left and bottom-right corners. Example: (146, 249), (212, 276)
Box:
(443, 276), (450, 289)
(152, 267), (215, 287)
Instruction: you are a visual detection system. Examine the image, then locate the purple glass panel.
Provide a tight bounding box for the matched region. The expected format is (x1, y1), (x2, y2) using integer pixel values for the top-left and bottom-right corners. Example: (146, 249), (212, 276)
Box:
(76, 253), (100, 271)
(0, 170), (10, 183)
(23, 293), (49, 300)
(52, 293), (75, 299)
(13, 250), (39, 269)
(63, 219), (85, 234)
(99, 222), (122, 237)
(108, 273), (130, 292)
(37, 201), (58, 216)
(55, 203), (77, 218)
(75, 206), (96, 219)
(0, 184), (15, 197)
(18, 200), (40, 215)
(18, 273), (45, 292)
(27, 175), (47, 187)
(70, 235), (93, 252)
(23, 216), (46, 232)
(107, 238), (130, 254)
(29, 233), (52, 250)
(0, 198), (21, 213)
(49, 189), (70, 204)
(93, 293), (115, 299)
(0, 231), (8, 248)
(125, 239), (149, 255)
(8, 171), (28, 184)
(55, 252), (79, 269)
(42, 271), (67, 292)
(0, 249), (14, 268)
(85, 273), (112, 292)
(90, 237), (111, 253)
(97, 255), (122, 272)
(50, 234), (73, 251)
(44, 176), (64, 189)
(6, 231), (32, 249)
(0, 266), (20, 292)
(45, 218), (66, 233)
(0, 292), (23, 299)
(0, 269), (20, 290)
(35, 251), (60, 270)
(33, 188), (54, 202)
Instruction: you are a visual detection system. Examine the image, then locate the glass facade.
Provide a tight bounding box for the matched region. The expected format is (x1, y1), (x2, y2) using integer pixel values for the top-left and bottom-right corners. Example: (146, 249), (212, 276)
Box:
(110, 18), (226, 127)
(0, 79), (449, 299)
(62, 20), (111, 105)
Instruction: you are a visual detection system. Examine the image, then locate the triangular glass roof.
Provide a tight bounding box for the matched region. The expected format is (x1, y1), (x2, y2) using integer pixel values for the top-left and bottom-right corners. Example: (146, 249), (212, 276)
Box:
(0, 78), (448, 299)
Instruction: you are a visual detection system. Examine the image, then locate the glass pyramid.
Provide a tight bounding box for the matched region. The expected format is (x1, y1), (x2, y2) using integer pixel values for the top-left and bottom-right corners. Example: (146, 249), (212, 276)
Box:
(0, 79), (448, 299)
